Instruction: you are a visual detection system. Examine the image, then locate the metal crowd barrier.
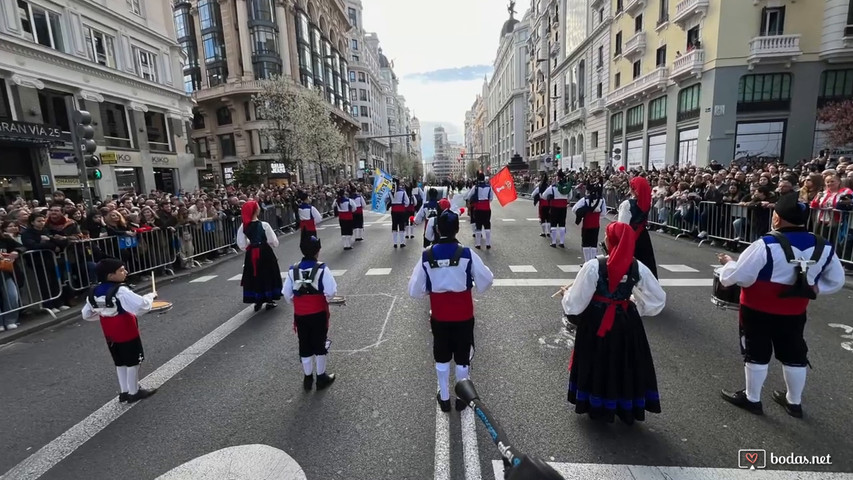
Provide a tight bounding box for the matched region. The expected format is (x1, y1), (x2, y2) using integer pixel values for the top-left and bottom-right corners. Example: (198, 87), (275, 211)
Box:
(1, 249), (66, 321)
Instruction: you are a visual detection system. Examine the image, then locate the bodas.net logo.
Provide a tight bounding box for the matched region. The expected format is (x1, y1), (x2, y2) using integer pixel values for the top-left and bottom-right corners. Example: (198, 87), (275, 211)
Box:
(738, 449), (767, 469)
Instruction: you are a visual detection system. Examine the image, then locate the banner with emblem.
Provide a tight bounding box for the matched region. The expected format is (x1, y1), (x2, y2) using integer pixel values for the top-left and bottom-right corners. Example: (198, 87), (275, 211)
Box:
(489, 166), (518, 207)
(371, 168), (394, 213)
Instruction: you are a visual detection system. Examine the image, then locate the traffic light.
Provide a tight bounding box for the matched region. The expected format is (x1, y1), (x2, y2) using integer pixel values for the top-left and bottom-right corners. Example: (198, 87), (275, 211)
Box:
(74, 109), (101, 181)
(555, 145), (562, 160)
(88, 168), (103, 180)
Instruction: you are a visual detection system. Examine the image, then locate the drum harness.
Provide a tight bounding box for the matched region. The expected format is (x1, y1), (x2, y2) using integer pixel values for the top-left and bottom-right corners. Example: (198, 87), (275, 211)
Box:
(769, 231), (825, 300)
(87, 283), (126, 316)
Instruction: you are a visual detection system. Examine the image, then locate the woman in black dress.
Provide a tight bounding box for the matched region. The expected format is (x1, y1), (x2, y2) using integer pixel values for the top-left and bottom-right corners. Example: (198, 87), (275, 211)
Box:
(237, 201), (282, 311)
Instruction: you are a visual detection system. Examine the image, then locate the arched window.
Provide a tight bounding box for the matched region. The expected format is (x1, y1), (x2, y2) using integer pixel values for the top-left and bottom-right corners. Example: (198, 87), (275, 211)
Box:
(577, 134), (584, 154)
(570, 137), (577, 156)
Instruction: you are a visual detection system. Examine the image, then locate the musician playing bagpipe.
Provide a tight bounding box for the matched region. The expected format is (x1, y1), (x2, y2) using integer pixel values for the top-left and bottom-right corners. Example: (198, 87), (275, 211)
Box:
(717, 193), (845, 418)
(572, 181), (606, 263)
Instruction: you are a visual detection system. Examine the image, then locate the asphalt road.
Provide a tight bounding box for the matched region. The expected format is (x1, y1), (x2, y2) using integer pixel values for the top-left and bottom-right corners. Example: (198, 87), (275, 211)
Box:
(2, 196), (853, 480)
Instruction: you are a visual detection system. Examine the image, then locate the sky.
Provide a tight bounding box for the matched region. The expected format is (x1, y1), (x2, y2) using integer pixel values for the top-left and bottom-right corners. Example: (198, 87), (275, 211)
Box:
(360, 0), (528, 160)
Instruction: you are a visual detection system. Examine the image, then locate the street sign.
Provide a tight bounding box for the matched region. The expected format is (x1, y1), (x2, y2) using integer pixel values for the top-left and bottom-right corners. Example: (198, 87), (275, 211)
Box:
(40, 175), (50, 186)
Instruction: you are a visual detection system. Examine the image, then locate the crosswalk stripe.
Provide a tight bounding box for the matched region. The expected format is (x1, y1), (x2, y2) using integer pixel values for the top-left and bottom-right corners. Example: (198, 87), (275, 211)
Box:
(189, 276), (217, 283)
(228, 274), (242, 281)
(330, 270), (347, 276)
(492, 278), (713, 287)
(526, 218), (539, 221)
(557, 265), (582, 273)
(365, 268), (392, 276)
(501, 218), (517, 222)
(509, 265), (537, 273)
(660, 264), (699, 273)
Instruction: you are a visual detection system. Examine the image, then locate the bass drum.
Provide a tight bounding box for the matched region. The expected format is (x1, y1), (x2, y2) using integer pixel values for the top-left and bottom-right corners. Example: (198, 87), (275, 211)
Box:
(711, 268), (741, 310)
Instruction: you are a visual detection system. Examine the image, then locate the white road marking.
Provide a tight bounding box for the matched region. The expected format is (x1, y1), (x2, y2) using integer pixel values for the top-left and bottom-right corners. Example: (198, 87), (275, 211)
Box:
(156, 444), (306, 480)
(460, 407), (482, 480)
(2, 306), (258, 480)
(382, 222), (392, 226)
(660, 264), (700, 273)
(189, 275), (217, 283)
(329, 293), (397, 354)
(227, 274), (242, 281)
(490, 461), (853, 479)
(329, 270), (347, 276)
(492, 278), (713, 287)
(365, 268), (392, 276)
(501, 218), (517, 222)
(509, 265), (537, 273)
(557, 265), (582, 273)
(434, 404), (450, 480)
(316, 227), (326, 231)
(526, 218), (539, 221)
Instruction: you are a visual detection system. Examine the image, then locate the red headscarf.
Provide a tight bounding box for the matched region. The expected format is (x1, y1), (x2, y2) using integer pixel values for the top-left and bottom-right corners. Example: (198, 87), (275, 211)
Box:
(241, 200), (259, 231)
(605, 222), (636, 293)
(630, 176), (652, 213)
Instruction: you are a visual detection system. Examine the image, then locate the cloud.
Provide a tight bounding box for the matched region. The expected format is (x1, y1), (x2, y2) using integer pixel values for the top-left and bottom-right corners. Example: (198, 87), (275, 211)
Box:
(405, 65), (493, 83)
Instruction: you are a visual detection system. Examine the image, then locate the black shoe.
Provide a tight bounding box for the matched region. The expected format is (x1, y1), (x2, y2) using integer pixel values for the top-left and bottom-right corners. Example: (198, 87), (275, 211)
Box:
(265, 302), (277, 310)
(472, 234), (476, 238)
(316, 373), (336, 390)
(475, 245), (481, 249)
(127, 388), (157, 403)
(539, 233), (546, 237)
(559, 244), (565, 248)
(720, 389), (763, 415)
(550, 244), (557, 248)
(344, 247), (352, 250)
(355, 238), (363, 241)
(436, 393), (451, 413)
(394, 244), (398, 248)
(772, 390), (803, 418)
(455, 398), (468, 411)
(118, 392), (129, 403)
(303, 374), (314, 391)
(254, 303), (263, 312)
(486, 245), (491, 249)
(400, 244), (406, 248)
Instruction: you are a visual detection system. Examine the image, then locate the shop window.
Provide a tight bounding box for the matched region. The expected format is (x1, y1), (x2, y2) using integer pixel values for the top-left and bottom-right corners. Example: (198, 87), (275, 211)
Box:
(818, 69), (853, 107)
(358, 72), (366, 82)
(192, 109), (205, 129)
(648, 133), (667, 170)
(99, 101), (132, 148)
(677, 128), (698, 167)
(145, 111), (171, 152)
(737, 73), (791, 112)
(18, 0), (65, 52)
(627, 138), (643, 169)
(216, 107), (232, 125)
(735, 121), (785, 160)
(677, 83), (701, 120)
(648, 95), (667, 128)
(219, 133), (236, 157)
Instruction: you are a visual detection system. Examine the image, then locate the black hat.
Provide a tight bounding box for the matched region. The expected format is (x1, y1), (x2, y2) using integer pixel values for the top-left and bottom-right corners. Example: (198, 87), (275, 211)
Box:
(427, 188), (438, 200)
(774, 192), (808, 226)
(95, 258), (124, 283)
(298, 191), (308, 201)
(436, 210), (459, 238)
(300, 236), (322, 257)
(477, 172), (485, 181)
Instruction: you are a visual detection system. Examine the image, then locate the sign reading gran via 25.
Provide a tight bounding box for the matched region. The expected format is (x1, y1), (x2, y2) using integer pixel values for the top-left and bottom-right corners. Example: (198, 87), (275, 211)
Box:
(0, 120), (69, 142)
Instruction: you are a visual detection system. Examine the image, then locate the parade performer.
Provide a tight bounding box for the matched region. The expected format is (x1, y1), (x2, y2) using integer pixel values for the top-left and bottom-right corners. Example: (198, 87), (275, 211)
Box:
(466, 172), (494, 249)
(282, 236), (338, 391)
(617, 177), (658, 278)
(237, 200), (282, 311)
(531, 174), (551, 238)
(543, 170), (570, 248)
(717, 194), (844, 417)
(334, 189), (356, 251)
(297, 191), (323, 246)
(82, 258), (158, 403)
(572, 181), (606, 263)
(405, 185), (417, 239)
(350, 188), (366, 242)
(414, 188), (441, 248)
(385, 181), (410, 248)
(408, 210), (494, 412)
(560, 222), (666, 424)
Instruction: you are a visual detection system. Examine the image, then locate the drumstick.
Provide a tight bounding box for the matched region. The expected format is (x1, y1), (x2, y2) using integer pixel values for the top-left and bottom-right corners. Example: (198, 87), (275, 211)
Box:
(151, 271), (157, 297)
(551, 280), (574, 298)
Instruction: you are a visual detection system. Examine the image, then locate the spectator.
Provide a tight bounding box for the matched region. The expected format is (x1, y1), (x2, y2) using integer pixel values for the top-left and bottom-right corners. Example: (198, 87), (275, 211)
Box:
(21, 212), (67, 314)
(810, 172), (853, 248)
(0, 220), (25, 330)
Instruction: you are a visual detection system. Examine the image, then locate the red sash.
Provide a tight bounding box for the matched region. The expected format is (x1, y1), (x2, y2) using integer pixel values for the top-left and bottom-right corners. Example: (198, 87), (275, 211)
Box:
(741, 280), (810, 316)
(591, 294), (630, 338)
(391, 204), (406, 213)
(429, 290), (474, 322)
(99, 312), (140, 343)
(300, 218), (316, 231)
(473, 200), (491, 211)
(583, 211), (601, 229)
(550, 199), (568, 208)
(293, 294), (329, 315)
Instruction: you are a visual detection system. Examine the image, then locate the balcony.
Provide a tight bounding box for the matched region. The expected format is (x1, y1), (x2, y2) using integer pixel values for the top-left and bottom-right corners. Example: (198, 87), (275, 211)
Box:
(588, 98), (606, 114)
(559, 107), (586, 127)
(624, 0), (646, 16)
(747, 34), (802, 69)
(670, 48), (705, 83)
(623, 31), (646, 60)
(606, 67), (669, 108)
(819, 23), (853, 64)
(673, 0), (709, 30)
(193, 79), (266, 102)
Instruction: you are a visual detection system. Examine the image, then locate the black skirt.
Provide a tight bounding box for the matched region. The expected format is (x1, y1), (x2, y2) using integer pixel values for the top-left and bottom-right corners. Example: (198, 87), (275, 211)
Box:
(567, 301), (661, 424)
(340, 218), (354, 236)
(635, 228), (658, 278)
(241, 243), (283, 304)
(353, 212), (364, 229)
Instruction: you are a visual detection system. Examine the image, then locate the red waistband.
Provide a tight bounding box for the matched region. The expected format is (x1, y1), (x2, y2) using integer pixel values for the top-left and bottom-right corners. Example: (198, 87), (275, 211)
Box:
(582, 212), (601, 228)
(550, 199), (568, 208)
(591, 294), (630, 337)
(391, 205), (406, 212)
(355, 207), (363, 214)
(100, 312), (140, 343)
(300, 219), (316, 231)
(293, 294), (328, 315)
(338, 212), (353, 220)
(741, 281), (810, 315)
(429, 290), (474, 322)
(473, 200), (491, 210)
(540, 199), (551, 207)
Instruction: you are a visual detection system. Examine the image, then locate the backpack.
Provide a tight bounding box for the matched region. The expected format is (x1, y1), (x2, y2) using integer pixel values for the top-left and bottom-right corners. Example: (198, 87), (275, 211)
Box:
(292, 262), (324, 294)
(769, 231), (825, 300)
(557, 180), (572, 195)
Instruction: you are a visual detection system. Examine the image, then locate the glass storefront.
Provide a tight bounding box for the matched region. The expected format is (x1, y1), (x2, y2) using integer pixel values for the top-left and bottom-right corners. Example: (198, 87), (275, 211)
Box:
(648, 134), (667, 170)
(0, 145), (38, 204)
(154, 168), (179, 194)
(114, 167), (142, 194)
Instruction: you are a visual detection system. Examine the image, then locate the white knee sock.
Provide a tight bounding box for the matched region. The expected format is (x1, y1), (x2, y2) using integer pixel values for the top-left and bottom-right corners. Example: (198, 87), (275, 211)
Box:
(583, 247), (597, 262)
(392, 231), (399, 245)
(783, 365), (807, 405)
(474, 231), (481, 246)
(544, 222), (550, 234)
(436, 362), (451, 401)
(116, 366), (129, 393)
(126, 365), (139, 395)
(744, 362), (768, 402)
(484, 230), (491, 246)
(550, 227), (557, 245)
(455, 365), (469, 381)
(301, 356), (314, 375)
(357, 228), (363, 239)
(558, 227), (566, 245)
(316, 355), (327, 375)
(540, 223), (547, 234)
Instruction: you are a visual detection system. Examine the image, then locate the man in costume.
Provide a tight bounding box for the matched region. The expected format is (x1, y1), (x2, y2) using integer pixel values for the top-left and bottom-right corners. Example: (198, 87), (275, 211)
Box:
(413, 188), (442, 248)
(543, 170), (570, 248)
(282, 236), (339, 391)
(297, 191), (323, 246)
(407, 210), (494, 412)
(572, 181), (606, 263)
(334, 190), (356, 250)
(82, 258), (158, 403)
(465, 172), (494, 249)
(718, 194), (844, 417)
(531, 174), (551, 238)
(617, 177), (658, 278)
(350, 187), (366, 242)
(384, 181), (410, 248)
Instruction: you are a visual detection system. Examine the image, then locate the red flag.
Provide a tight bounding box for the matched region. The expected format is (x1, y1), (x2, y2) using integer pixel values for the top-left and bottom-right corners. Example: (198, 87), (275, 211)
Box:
(490, 166), (518, 207)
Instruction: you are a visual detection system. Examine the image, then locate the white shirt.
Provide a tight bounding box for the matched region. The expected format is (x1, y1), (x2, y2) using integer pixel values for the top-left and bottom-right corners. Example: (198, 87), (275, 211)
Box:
(82, 287), (156, 321)
(236, 221), (279, 250)
(561, 259), (666, 317)
(282, 263), (338, 302)
(571, 197), (607, 214)
(466, 185), (493, 202)
(543, 184), (568, 201)
(407, 245), (494, 298)
(384, 190), (410, 207)
(616, 199), (633, 224)
(298, 205), (323, 223)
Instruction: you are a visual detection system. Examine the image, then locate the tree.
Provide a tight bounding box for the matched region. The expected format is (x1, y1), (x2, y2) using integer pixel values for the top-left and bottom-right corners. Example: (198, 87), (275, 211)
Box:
(466, 159), (480, 179)
(817, 100), (853, 148)
(392, 152), (415, 179)
(425, 172), (438, 185)
(234, 160), (263, 187)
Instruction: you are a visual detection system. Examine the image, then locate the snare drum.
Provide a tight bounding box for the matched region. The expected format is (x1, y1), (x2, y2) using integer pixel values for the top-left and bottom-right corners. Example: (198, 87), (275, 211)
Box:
(150, 300), (173, 312)
(711, 268), (741, 310)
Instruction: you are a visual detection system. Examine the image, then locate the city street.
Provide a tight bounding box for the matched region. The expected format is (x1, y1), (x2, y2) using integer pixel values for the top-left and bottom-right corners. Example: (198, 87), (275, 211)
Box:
(2, 198), (853, 480)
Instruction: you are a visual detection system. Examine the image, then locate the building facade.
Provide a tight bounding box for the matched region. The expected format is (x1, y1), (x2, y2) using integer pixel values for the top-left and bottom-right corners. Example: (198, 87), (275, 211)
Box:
(0, 0), (195, 202)
(433, 125), (451, 179)
(410, 115), (423, 167)
(348, 13), (389, 173)
(526, 0), (560, 172)
(185, 0), (359, 186)
(606, 0), (853, 170)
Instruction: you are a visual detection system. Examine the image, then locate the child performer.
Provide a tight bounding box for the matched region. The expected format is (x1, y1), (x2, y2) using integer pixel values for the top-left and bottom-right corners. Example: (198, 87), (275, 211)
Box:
(237, 200), (282, 311)
(350, 187), (366, 242)
(334, 189), (356, 250)
(572, 181), (606, 263)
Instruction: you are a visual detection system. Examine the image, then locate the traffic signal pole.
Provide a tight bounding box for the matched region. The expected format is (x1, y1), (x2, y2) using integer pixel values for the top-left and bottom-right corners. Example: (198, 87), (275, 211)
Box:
(65, 96), (98, 207)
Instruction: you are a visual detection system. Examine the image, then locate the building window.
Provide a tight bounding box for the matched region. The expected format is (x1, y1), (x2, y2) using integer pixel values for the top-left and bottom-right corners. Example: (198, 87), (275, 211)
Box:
(597, 82), (602, 98)
(207, 65), (227, 87)
(658, 0), (669, 25)
(254, 61), (280, 79)
(84, 27), (116, 68)
(678, 84), (701, 120)
(591, 131), (599, 148)
(735, 121), (785, 160)
(360, 106), (368, 117)
(616, 0), (623, 14)
(655, 46), (666, 68)
(648, 95), (667, 128)
(635, 14), (643, 33)
(352, 54), (359, 62)
(250, 26), (278, 55)
(359, 89), (368, 101)
(18, 1), (64, 52)
(678, 128), (698, 167)
(351, 39), (358, 51)
(632, 60), (641, 79)
(626, 105), (644, 134)
(133, 47), (158, 82)
(611, 112), (623, 138)
(0, 79), (10, 120)
(99, 102), (132, 148)
(127, 0), (141, 15)
(145, 111), (171, 152)
(216, 107), (232, 125)
(687, 26), (700, 50)
(349, 71), (356, 82)
(197, 138), (210, 158)
(597, 45), (604, 68)
(737, 73), (791, 112)
(578, 60), (586, 107)
(818, 69), (853, 106)
(219, 134), (236, 157)
(614, 72), (621, 88)
(249, 0), (274, 22)
(202, 32), (225, 63)
(174, 7), (190, 38)
(358, 72), (366, 82)
(192, 109), (205, 129)
(760, 7), (785, 36)
(361, 122), (369, 133)
(351, 105), (358, 117)
(614, 31), (622, 56)
(348, 6), (357, 27)
(259, 132), (274, 154)
(198, 0), (220, 29)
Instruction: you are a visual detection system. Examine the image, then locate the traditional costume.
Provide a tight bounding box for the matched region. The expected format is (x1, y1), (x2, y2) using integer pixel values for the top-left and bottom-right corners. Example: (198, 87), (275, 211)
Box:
(405, 185), (417, 239)
(414, 188), (443, 248)
(82, 258), (158, 403)
(282, 237), (338, 391)
(561, 222), (666, 424)
(297, 192), (323, 246)
(385, 182), (410, 248)
(572, 182), (606, 263)
(237, 201), (283, 311)
(408, 210), (494, 412)
(543, 171), (570, 248)
(617, 177), (658, 278)
(350, 189), (366, 241)
(334, 190), (356, 250)
(718, 194), (845, 417)
(466, 172), (494, 249)
(531, 174), (551, 238)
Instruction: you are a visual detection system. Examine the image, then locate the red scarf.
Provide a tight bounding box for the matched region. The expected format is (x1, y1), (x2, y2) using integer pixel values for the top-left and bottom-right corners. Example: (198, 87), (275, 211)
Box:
(630, 176), (652, 213)
(594, 223), (636, 337)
